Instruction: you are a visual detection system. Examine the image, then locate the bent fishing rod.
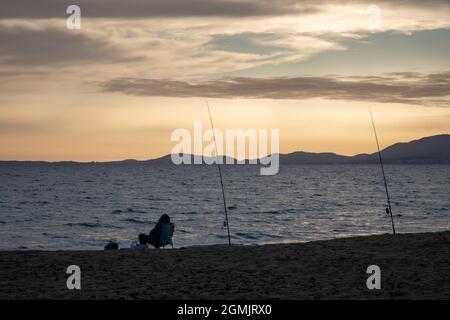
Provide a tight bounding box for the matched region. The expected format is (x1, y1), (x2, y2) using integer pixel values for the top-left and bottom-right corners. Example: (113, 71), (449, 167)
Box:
(207, 101), (232, 246)
(369, 106), (396, 235)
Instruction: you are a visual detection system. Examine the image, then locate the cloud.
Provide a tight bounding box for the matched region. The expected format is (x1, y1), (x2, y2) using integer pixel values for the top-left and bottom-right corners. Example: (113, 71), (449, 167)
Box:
(0, 26), (139, 66)
(0, 1), (449, 82)
(0, 118), (62, 134)
(0, 0), (319, 19)
(1, 0), (449, 19)
(99, 72), (450, 107)
(206, 33), (295, 55)
(0, 0), (449, 74)
(0, 18), (340, 78)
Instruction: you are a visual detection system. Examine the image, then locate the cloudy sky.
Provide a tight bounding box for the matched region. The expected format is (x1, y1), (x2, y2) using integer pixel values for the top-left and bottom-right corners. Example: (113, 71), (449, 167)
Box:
(1, 0), (449, 161)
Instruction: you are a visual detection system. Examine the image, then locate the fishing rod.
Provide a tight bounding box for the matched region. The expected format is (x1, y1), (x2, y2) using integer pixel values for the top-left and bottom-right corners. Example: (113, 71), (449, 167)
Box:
(369, 106), (396, 235)
(206, 101), (232, 246)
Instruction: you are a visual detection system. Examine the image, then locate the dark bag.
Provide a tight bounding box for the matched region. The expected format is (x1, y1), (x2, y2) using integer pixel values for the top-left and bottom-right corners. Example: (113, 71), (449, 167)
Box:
(104, 241), (119, 250)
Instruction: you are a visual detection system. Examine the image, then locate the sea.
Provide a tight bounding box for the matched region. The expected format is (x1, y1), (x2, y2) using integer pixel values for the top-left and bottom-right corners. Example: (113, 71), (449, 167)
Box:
(0, 163), (449, 250)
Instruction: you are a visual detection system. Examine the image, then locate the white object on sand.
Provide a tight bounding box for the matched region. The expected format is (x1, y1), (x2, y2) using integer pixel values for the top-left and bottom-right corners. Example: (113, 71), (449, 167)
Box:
(130, 241), (146, 250)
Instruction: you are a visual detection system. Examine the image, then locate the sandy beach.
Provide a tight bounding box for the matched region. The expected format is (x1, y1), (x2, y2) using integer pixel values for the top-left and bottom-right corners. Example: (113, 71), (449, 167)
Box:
(1, 231), (449, 300)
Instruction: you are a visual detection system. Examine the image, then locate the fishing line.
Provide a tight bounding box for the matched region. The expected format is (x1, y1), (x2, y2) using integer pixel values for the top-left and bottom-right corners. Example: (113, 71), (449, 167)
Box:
(207, 101), (232, 246)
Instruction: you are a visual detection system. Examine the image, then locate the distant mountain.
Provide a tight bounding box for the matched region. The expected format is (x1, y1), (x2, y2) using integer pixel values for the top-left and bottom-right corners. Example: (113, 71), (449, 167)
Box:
(279, 134), (450, 164)
(352, 134), (450, 164)
(278, 151), (349, 165)
(1, 134), (449, 165)
(142, 154), (238, 165)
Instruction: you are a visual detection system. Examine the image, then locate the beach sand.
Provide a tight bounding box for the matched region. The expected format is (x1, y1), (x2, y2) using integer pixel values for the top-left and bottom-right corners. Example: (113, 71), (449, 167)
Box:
(1, 231), (449, 299)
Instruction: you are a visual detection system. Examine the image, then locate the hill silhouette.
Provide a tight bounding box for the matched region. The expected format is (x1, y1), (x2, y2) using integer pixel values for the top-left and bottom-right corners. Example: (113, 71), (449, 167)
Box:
(1, 134), (449, 165)
(278, 134), (450, 164)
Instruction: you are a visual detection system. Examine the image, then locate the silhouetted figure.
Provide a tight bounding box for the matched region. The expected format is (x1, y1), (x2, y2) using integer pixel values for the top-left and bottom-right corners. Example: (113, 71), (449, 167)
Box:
(139, 214), (173, 248)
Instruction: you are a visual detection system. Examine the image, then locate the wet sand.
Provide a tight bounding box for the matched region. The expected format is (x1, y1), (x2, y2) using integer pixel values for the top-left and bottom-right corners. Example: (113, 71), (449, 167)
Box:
(1, 231), (449, 299)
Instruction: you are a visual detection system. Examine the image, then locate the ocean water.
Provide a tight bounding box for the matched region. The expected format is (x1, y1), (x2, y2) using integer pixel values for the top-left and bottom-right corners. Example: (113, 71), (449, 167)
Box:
(0, 163), (449, 250)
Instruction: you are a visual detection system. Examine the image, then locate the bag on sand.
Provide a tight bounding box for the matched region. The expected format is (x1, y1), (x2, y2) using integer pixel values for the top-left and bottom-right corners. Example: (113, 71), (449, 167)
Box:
(104, 241), (119, 250)
(131, 241), (146, 250)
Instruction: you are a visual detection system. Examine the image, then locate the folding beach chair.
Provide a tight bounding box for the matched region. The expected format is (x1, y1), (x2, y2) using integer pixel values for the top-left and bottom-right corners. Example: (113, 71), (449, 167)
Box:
(156, 222), (175, 248)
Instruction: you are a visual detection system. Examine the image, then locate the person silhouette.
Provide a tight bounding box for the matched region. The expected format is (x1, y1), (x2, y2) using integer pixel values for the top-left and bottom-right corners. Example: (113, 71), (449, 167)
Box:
(138, 214), (171, 247)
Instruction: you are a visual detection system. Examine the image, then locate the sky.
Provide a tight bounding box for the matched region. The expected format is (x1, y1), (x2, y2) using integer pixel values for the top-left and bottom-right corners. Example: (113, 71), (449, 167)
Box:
(0, 0), (449, 161)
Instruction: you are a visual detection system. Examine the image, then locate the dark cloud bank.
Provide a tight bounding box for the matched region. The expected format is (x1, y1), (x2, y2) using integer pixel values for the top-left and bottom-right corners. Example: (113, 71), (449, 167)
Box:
(1, 0), (448, 19)
(99, 72), (450, 106)
(0, 0), (318, 19)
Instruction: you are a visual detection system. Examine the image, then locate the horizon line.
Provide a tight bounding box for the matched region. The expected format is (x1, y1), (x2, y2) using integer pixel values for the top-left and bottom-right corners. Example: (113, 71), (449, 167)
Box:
(0, 133), (448, 163)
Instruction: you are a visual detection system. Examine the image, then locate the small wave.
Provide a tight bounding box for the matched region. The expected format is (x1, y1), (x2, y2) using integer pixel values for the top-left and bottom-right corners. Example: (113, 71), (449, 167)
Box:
(235, 232), (259, 240)
(432, 207), (448, 211)
(216, 234), (240, 240)
(146, 197), (170, 201)
(121, 218), (149, 224)
(112, 208), (147, 214)
(280, 208), (297, 214)
(42, 232), (70, 239)
(4, 173), (21, 177)
(252, 208), (297, 215)
(66, 222), (123, 229)
(66, 222), (102, 228)
(126, 208), (147, 213)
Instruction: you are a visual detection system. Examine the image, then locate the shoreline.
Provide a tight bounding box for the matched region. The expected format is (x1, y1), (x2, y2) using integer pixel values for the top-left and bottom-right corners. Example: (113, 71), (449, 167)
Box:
(1, 231), (449, 299)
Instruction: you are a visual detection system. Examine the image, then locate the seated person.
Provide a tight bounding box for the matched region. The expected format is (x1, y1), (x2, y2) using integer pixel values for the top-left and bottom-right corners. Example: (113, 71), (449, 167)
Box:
(138, 214), (171, 248)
